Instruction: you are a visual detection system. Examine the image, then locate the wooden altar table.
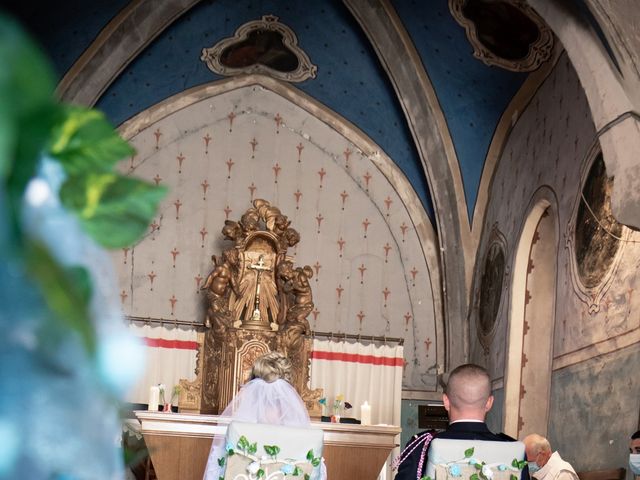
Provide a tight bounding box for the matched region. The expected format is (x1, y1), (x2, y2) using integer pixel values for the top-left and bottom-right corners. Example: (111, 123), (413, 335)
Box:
(134, 411), (401, 479)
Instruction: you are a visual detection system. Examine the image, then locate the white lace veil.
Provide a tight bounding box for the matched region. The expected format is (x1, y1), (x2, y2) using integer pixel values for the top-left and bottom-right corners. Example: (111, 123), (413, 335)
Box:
(203, 378), (311, 479)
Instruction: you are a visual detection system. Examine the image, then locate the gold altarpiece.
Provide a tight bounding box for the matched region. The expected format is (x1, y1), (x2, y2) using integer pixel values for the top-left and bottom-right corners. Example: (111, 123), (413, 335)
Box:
(178, 199), (322, 415)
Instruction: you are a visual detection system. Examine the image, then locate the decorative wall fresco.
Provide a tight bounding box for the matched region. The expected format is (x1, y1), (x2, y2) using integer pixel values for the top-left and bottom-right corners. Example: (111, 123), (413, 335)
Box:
(112, 79), (440, 391)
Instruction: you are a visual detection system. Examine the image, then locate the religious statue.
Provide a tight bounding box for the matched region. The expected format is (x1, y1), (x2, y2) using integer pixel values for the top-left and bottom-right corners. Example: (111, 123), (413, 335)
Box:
(179, 199), (322, 415)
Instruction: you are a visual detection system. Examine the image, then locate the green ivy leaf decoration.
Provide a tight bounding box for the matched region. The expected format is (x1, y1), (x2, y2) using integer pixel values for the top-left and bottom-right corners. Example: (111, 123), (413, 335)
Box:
(49, 106), (134, 175)
(256, 468), (265, 478)
(419, 476), (432, 480)
(464, 447), (475, 458)
(248, 441), (258, 455)
(511, 459), (519, 468)
(293, 466), (302, 476)
(217, 457), (225, 467)
(227, 449), (235, 456)
(311, 458), (321, 467)
(306, 449), (314, 461)
(517, 460), (527, 470)
(475, 462), (483, 470)
(470, 474), (480, 480)
(304, 475), (310, 480)
(510, 475), (519, 480)
(59, 172), (167, 249)
(264, 444), (280, 457)
(237, 436), (250, 451)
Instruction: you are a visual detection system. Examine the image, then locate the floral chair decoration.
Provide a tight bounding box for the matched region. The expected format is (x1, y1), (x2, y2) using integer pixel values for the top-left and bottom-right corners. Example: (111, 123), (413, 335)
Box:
(219, 421), (324, 480)
(424, 439), (527, 480)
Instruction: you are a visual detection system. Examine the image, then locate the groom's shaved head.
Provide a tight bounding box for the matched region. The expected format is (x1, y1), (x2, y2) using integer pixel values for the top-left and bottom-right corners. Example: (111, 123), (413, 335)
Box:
(445, 364), (492, 410)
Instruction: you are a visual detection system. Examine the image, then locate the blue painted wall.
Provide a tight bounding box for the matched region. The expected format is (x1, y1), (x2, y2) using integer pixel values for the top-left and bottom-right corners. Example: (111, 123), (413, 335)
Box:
(393, 0), (527, 219)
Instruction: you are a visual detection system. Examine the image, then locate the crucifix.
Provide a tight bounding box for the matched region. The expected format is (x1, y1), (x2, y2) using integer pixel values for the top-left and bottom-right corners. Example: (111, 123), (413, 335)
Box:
(247, 254), (272, 324)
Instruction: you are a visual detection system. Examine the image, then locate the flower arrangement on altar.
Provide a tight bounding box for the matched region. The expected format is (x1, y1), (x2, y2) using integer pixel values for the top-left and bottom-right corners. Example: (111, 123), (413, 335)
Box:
(158, 384), (181, 412)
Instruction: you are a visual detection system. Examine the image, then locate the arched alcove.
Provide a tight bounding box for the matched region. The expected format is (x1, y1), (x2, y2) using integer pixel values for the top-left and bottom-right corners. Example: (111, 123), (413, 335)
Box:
(504, 188), (558, 437)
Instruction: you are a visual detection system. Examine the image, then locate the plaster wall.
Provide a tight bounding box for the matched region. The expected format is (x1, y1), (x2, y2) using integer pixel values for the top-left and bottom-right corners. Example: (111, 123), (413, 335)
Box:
(470, 51), (640, 467)
(111, 78), (441, 391)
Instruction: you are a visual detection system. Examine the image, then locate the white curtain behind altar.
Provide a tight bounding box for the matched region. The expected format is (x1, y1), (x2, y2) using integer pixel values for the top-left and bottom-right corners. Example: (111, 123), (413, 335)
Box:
(126, 324), (199, 405)
(309, 338), (403, 426)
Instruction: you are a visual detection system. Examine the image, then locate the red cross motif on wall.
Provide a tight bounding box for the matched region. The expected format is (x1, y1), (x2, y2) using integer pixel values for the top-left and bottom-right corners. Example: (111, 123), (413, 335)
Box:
(148, 271), (157, 291)
(313, 261), (321, 278)
(120, 290), (128, 305)
(312, 309), (320, 323)
(224, 205), (232, 220)
(362, 218), (370, 238)
(400, 222), (409, 242)
(357, 311), (365, 327)
(122, 247), (129, 265)
(169, 295), (177, 315)
(337, 237), (346, 258)
(174, 199), (182, 220)
(153, 174), (162, 186)
(317, 168), (326, 188)
(424, 337), (432, 352)
(170, 248), (180, 268)
(294, 190), (302, 209)
(274, 113), (283, 133)
(153, 128), (162, 149)
(248, 183), (257, 201)
(203, 133), (212, 153)
(201, 180), (210, 200)
(149, 220), (159, 238)
(297, 143), (304, 163)
(176, 153), (185, 173)
(340, 191), (349, 210)
(227, 111), (236, 132)
(404, 312), (412, 329)
(315, 214), (324, 233)
(250, 138), (258, 158)
(343, 147), (352, 166)
(273, 163), (281, 183)
(383, 243), (392, 263)
(363, 171), (372, 191)
(384, 196), (393, 215)
(195, 274), (203, 292)
(382, 287), (391, 307)
(336, 285), (344, 304)
(358, 264), (367, 284)
(410, 267), (418, 287)
(226, 158), (235, 179)
(200, 227), (208, 248)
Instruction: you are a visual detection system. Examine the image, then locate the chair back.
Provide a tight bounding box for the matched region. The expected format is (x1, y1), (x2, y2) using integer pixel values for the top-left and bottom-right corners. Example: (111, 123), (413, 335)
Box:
(223, 421), (324, 480)
(577, 468), (626, 480)
(425, 438), (526, 480)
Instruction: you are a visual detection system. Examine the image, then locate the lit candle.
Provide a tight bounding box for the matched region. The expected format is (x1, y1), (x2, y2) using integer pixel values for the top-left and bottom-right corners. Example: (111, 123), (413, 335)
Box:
(360, 401), (371, 426)
(148, 385), (160, 411)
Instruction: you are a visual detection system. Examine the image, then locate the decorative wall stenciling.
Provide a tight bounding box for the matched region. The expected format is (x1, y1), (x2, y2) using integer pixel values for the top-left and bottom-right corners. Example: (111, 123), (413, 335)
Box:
(201, 15), (317, 83)
(115, 75), (441, 391)
(449, 0), (554, 72)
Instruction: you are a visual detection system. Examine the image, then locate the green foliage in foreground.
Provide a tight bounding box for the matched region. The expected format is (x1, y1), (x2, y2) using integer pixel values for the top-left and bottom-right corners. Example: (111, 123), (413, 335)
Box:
(0, 12), (167, 355)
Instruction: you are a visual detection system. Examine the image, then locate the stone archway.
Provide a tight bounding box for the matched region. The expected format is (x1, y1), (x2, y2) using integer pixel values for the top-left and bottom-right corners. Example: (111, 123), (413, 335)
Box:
(504, 189), (558, 437)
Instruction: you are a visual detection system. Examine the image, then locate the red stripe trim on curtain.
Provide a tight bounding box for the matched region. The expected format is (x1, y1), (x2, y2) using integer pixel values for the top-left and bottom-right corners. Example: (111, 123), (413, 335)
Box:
(311, 350), (404, 367)
(142, 337), (199, 350)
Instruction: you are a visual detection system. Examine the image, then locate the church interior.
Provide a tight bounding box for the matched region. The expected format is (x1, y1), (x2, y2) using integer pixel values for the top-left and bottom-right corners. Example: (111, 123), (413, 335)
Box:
(2, 0), (639, 478)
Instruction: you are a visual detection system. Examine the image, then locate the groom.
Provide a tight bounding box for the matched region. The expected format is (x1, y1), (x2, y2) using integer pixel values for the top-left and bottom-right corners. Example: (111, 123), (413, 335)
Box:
(395, 364), (517, 479)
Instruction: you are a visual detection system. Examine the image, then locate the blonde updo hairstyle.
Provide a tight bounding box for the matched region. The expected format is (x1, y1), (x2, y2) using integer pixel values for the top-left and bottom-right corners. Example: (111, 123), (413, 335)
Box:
(251, 351), (292, 383)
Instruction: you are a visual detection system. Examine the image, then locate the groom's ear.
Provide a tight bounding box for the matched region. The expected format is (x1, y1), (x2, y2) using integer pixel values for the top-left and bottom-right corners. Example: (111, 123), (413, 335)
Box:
(442, 393), (451, 412)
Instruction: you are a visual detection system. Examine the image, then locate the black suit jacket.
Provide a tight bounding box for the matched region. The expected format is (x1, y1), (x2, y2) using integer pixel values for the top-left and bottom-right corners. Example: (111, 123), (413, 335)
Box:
(395, 422), (516, 480)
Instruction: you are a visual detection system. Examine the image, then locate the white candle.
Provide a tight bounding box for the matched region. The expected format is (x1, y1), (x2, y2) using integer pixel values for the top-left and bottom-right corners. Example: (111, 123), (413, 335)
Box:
(148, 385), (160, 411)
(360, 401), (371, 426)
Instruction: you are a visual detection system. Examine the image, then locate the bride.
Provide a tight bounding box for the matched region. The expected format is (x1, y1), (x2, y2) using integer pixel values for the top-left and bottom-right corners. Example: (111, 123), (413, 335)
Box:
(203, 352), (326, 479)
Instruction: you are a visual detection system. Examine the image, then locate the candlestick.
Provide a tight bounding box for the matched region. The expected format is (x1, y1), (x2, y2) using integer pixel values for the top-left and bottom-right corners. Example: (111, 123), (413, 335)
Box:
(148, 385), (160, 411)
(361, 401), (371, 426)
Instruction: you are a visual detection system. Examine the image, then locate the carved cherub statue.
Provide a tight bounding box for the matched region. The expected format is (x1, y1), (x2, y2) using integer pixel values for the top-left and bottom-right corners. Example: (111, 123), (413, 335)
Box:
(202, 248), (239, 336)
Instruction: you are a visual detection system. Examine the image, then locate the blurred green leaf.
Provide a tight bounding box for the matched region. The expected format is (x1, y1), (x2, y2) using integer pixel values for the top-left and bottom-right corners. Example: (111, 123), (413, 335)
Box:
(49, 106), (134, 175)
(25, 241), (96, 354)
(60, 172), (167, 249)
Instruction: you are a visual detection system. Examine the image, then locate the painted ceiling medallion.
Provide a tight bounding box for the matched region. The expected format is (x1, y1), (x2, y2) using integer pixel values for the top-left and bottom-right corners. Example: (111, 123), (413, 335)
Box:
(449, 0), (554, 72)
(566, 152), (629, 313)
(201, 15), (317, 82)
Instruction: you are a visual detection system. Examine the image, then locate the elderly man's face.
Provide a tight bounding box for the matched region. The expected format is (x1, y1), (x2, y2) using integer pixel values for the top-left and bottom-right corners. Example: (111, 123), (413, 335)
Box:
(630, 437), (640, 454)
